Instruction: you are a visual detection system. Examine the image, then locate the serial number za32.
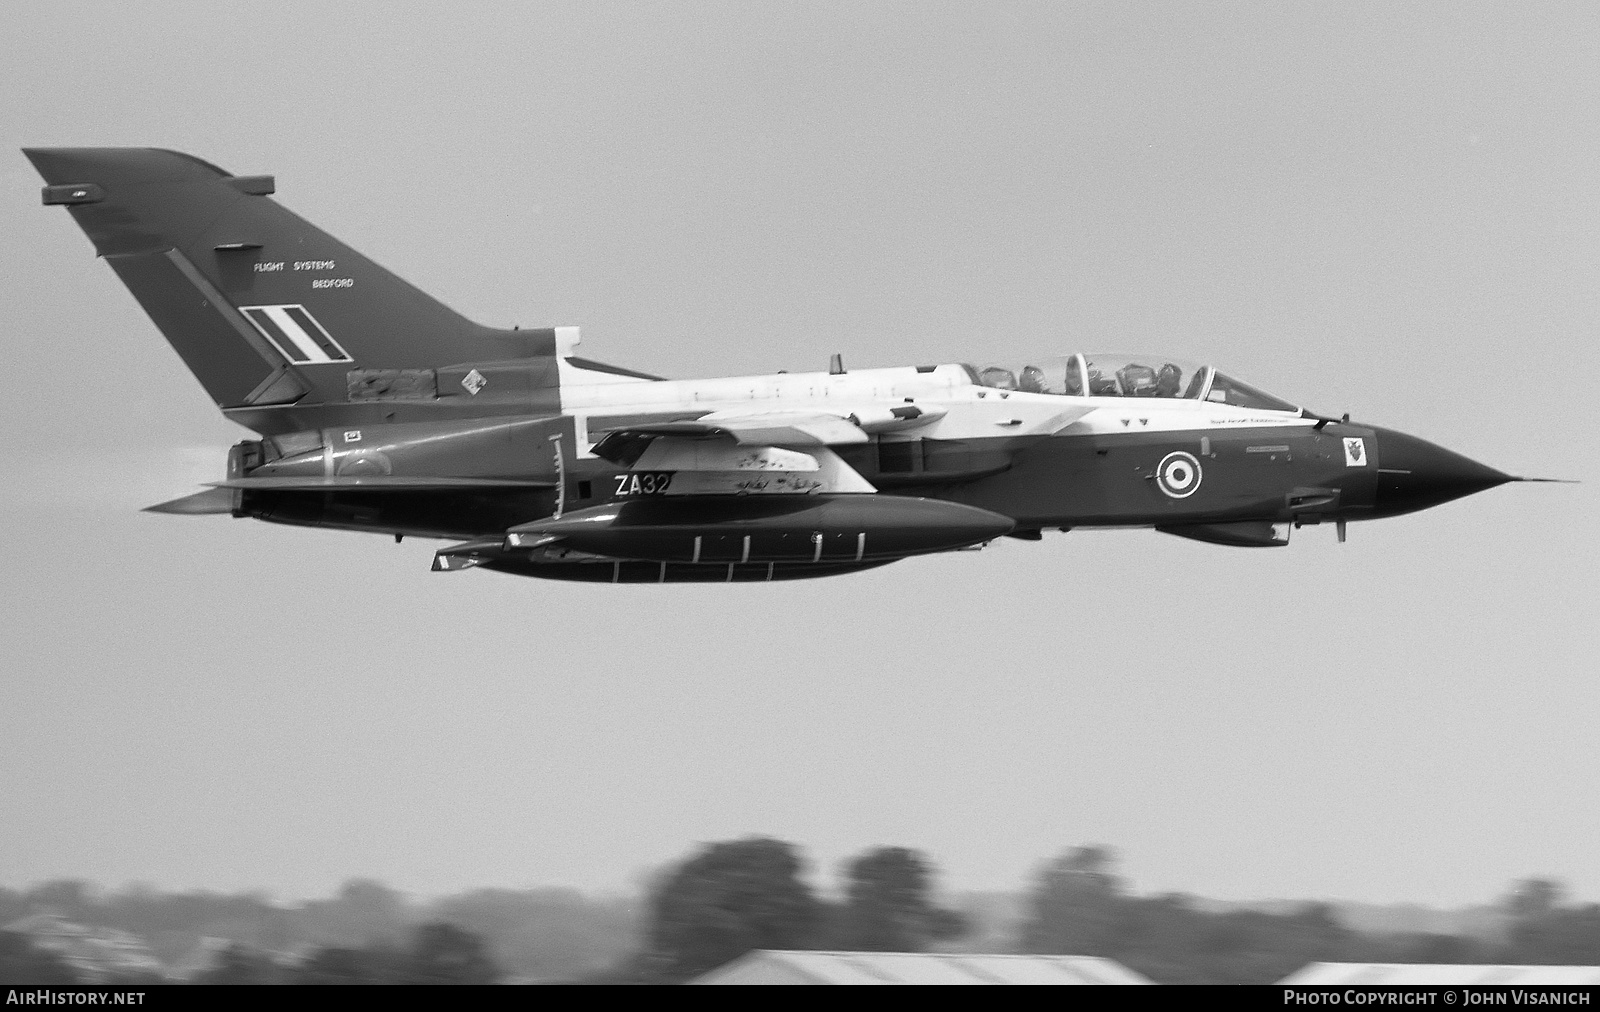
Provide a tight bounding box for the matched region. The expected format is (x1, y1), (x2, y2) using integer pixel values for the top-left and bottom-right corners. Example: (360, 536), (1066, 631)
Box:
(614, 472), (674, 497)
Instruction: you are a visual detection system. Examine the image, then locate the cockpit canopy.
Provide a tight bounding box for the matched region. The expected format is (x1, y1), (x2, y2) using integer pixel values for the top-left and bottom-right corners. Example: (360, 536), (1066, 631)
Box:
(966, 354), (1298, 413)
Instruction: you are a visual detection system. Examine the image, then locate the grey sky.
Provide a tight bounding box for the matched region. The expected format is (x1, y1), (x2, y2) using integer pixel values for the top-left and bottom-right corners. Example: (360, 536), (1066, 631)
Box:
(1, 2), (1595, 906)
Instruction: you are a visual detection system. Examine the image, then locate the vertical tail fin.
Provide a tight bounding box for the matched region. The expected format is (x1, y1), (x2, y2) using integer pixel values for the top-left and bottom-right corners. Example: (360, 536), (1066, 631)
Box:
(26, 147), (554, 423)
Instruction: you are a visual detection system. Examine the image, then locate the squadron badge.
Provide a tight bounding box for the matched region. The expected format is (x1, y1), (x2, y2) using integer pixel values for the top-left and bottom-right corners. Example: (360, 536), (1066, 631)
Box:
(1343, 438), (1368, 467)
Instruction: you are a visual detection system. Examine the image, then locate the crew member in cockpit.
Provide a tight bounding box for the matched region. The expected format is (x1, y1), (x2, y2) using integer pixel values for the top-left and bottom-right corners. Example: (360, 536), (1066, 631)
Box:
(979, 367), (1018, 390)
(1087, 367), (1118, 396)
(1154, 363), (1183, 398)
(1062, 362), (1083, 396)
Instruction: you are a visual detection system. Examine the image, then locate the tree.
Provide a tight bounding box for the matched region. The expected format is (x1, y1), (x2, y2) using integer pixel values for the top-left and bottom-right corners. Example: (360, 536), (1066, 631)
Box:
(293, 879), (410, 950)
(1193, 903), (1356, 985)
(1506, 878), (1565, 922)
(425, 887), (638, 983)
(646, 837), (821, 981)
(293, 945), (399, 985)
(838, 847), (965, 951)
(0, 931), (78, 985)
(403, 923), (498, 985)
(24, 881), (93, 922)
(196, 942), (280, 985)
(1392, 932), (1491, 965)
(1498, 879), (1600, 964)
(1022, 845), (1126, 956)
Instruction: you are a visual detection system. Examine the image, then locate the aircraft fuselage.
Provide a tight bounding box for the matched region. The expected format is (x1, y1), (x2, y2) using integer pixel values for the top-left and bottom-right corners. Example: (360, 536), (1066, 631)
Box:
(235, 357), (1496, 558)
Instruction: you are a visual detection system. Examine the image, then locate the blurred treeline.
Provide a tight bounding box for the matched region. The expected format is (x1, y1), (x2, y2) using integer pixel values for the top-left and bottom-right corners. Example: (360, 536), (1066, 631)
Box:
(627, 842), (1600, 984)
(4, 844), (1598, 984)
(0, 880), (636, 983)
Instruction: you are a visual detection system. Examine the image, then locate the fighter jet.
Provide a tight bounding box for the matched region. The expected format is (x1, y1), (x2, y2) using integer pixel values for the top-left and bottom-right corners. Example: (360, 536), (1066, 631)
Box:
(26, 148), (1550, 584)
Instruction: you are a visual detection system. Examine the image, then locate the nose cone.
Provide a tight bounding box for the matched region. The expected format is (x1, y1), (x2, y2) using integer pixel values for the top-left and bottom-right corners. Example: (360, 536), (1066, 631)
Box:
(1370, 427), (1513, 518)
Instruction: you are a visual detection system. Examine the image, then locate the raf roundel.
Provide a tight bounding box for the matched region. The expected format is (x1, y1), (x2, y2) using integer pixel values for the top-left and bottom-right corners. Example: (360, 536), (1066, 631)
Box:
(1156, 451), (1203, 499)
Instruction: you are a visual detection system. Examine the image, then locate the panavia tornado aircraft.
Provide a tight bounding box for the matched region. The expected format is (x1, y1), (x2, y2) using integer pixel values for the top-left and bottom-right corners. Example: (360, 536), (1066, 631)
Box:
(26, 148), (1548, 584)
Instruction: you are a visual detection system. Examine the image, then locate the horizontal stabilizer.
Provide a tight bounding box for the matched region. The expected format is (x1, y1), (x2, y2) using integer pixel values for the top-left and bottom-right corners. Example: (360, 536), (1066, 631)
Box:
(143, 488), (236, 514)
(210, 475), (555, 491)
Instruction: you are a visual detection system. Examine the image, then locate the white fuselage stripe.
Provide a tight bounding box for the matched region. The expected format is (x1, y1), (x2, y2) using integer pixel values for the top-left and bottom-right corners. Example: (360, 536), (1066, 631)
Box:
(556, 360), (1310, 453)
